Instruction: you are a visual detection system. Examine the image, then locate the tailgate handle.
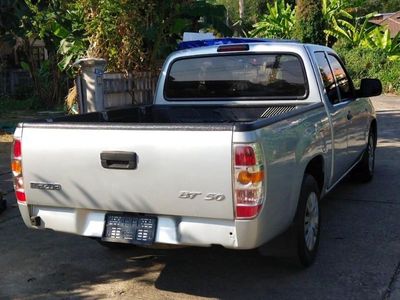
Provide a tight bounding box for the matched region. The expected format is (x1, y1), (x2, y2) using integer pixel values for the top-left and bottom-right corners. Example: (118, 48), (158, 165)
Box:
(100, 151), (137, 170)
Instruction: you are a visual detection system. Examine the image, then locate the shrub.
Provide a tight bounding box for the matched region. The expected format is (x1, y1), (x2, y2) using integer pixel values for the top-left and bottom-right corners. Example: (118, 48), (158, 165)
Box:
(335, 46), (400, 94)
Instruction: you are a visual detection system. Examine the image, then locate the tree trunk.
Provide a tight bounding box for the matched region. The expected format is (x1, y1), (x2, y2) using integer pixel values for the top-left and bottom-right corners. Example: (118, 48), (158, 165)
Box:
(239, 0), (244, 20)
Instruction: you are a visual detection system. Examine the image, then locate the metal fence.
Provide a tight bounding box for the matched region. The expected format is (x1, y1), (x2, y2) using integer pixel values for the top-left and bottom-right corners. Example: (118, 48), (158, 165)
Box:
(103, 72), (159, 108)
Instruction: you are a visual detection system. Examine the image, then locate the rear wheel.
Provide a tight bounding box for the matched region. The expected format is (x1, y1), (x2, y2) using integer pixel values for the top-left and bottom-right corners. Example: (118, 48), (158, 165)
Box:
(294, 174), (320, 268)
(355, 129), (376, 182)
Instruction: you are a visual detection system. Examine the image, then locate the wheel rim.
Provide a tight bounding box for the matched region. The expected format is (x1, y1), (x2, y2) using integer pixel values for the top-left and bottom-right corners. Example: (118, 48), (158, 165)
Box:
(368, 135), (375, 173)
(304, 192), (319, 251)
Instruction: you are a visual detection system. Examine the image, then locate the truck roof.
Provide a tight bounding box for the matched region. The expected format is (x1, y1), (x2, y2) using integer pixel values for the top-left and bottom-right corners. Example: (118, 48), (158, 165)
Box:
(178, 38), (300, 50)
(174, 38), (332, 57)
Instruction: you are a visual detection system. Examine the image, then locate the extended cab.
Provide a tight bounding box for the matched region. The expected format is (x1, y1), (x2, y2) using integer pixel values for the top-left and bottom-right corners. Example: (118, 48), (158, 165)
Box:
(12, 39), (382, 266)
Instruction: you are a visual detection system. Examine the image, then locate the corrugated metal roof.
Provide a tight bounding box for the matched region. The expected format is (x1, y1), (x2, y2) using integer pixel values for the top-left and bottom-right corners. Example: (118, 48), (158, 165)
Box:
(370, 11), (400, 38)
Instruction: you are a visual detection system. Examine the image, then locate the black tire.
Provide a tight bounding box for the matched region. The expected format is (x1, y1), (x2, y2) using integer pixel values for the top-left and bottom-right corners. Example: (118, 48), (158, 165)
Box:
(355, 129), (376, 183)
(294, 174), (321, 268)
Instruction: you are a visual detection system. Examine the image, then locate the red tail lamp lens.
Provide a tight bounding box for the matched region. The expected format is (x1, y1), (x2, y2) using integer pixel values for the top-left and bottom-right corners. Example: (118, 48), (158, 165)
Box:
(235, 146), (256, 166)
(236, 205), (262, 219)
(13, 140), (22, 158)
(16, 190), (26, 203)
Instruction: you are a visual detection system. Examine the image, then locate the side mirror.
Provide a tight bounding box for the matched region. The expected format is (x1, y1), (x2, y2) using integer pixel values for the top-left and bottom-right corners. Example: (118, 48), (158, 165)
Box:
(357, 78), (382, 97)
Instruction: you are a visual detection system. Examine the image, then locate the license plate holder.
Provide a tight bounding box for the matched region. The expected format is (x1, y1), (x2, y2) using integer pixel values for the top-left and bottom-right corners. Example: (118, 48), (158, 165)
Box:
(102, 213), (157, 245)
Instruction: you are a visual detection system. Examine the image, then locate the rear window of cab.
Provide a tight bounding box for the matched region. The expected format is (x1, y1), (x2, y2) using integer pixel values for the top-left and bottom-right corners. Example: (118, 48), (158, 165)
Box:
(164, 54), (308, 100)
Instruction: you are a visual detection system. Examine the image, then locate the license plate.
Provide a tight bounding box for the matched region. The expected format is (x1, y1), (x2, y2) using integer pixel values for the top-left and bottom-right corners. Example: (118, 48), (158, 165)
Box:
(102, 214), (157, 245)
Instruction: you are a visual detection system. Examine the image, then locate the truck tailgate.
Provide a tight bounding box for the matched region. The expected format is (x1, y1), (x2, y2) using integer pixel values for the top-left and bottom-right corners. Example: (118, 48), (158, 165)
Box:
(22, 125), (234, 220)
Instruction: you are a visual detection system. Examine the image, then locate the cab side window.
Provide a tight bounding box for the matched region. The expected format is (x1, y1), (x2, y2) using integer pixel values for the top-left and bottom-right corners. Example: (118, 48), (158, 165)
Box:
(314, 52), (340, 104)
(327, 54), (354, 100)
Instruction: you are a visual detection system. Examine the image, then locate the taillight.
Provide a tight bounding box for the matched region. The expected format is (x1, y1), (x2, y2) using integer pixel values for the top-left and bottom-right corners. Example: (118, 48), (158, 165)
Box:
(11, 138), (26, 204)
(233, 143), (265, 219)
(235, 146), (256, 166)
(13, 139), (22, 158)
(217, 44), (250, 52)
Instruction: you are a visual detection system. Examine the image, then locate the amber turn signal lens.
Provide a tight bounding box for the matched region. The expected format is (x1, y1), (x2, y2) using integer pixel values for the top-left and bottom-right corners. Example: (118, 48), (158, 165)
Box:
(237, 170), (264, 184)
(250, 171), (264, 183)
(11, 160), (22, 176)
(238, 171), (252, 184)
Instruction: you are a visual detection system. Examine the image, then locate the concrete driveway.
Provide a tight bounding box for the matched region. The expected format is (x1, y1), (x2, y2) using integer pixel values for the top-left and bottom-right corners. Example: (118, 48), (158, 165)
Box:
(0, 95), (399, 299)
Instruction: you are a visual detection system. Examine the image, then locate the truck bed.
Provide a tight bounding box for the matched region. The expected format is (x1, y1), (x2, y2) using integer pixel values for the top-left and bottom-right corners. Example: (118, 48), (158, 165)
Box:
(41, 105), (297, 125)
(17, 104), (301, 222)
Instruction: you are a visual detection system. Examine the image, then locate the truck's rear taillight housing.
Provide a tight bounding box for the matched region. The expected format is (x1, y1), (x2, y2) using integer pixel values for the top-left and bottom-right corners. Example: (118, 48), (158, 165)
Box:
(11, 139), (26, 203)
(234, 144), (265, 219)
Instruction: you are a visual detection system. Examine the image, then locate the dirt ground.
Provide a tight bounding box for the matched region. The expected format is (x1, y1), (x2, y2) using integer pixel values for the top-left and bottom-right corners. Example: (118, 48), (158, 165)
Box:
(1, 95), (400, 299)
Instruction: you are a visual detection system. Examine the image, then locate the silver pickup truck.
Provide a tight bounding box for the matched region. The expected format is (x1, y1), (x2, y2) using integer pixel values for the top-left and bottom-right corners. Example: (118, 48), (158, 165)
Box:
(12, 39), (382, 267)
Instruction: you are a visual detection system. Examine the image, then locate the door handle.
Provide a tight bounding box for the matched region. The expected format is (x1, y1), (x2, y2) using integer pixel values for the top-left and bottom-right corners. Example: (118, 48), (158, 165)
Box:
(347, 111), (353, 120)
(100, 151), (137, 170)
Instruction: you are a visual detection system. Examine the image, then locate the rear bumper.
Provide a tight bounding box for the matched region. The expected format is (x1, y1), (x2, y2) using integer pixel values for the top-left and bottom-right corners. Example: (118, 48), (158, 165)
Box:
(18, 204), (265, 249)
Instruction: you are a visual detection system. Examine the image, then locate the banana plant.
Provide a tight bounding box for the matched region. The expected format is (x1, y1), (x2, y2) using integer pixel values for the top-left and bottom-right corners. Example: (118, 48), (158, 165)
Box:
(325, 13), (375, 47)
(322, 0), (353, 46)
(52, 7), (88, 75)
(365, 28), (400, 61)
(250, 0), (296, 39)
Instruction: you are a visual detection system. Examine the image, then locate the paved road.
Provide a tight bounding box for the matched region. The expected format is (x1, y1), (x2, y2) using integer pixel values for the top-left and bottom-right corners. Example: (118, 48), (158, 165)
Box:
(0, 96), (399, 299)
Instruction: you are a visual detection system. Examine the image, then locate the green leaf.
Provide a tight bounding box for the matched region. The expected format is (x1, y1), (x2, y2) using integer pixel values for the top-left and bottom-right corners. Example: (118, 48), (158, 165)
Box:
(250, 0), (295, 39)
(58, 39), (74, 55)
(20, 61), (30, 72)
(388, 55), (400, 61)
(57, 54), (74, 71)
(52, 23), (70, 39)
